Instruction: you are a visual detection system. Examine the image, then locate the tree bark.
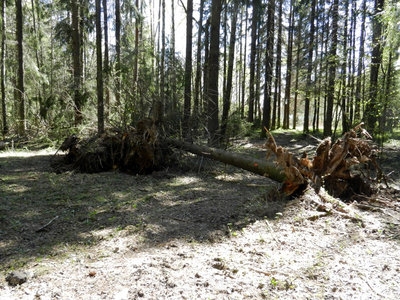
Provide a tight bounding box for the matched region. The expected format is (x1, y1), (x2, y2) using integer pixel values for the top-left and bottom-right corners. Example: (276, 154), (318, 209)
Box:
(247, 0), (260, 123)
(283, 0), (294, 130)
(240, 6), (248, 119)
(207, 0), (223, 146)
(193, 0), (204, 121)
(261, 0), (274, 134)
(165, 138), (285, 183)
(303, 0), (316, 134)
(293, 14), (302, 130)
(96, 0), (104, 134)
(203, 18), (210, 117)
(102, 0), (110, 118)
(115, 0), (121, 107)
(272, 0), (283, 130)
(324, 0), (338, 137)
(366, 0), (384, 133)
(354, 0), (366, 123)
(154, 0), (165, 124)
(1, 0), (7, 135)
(71, 0), (82, 125)
(169, 0), (177, 111)
(183, 0), (193, 139)
(16, 0), (25, 136)
(221, 1), (239, 141)
(340, 0), (350, 133)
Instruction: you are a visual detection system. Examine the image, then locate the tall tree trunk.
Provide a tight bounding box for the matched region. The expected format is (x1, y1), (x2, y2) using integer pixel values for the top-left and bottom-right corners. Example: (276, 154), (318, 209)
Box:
(193, 0), (205, 122)
(203, 18), (210, 118)
(313, 0), (326, 133)
(221, 0), (239, 142)
(382, 51), (393, 132)
(102, 0), (109, 119)
(348, 0), (357, 125)
(354, 0), (366, 124)
(96, 0), (104, 134)
(115, 0), (121, 107)
(183, 0), (193, 140)
(170, 0), (177, 111)
(222, 4), (228, 111)
(293, 13), (302, 130)
(303, 0), (316, 134)
(207, 0), (223, 146)
(340, 0), (350, 133)
(261, 0), (274, 134)
(322, 13), (329, 133)
(15, 0), (25, 135)
(255, 39), (262, 121)
(324, 0), (338, 137)
(240, 6), (248, 119)
(30, 0), (42, 119)
(133, 0), (141, 121)
(283, 0), (294, 130)
(154, 0), (165, 124)
(247, 0), (260, 123)
(365, 0), (384, 133)
(1, 0), (7, 135)
(312, 0), (321, 132)
(272, 0), (283, 130)
(71, 0), (82, 126)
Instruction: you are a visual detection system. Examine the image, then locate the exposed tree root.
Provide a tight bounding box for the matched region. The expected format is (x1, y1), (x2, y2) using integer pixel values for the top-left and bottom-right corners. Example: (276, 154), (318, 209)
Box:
(309, 187), (364, 225)
(53, 118), (172, 174)
(264, 123), (384, 200)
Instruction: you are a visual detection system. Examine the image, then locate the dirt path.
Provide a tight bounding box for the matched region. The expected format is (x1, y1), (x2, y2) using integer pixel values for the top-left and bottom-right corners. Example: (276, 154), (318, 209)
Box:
(1, 136), (400, 299)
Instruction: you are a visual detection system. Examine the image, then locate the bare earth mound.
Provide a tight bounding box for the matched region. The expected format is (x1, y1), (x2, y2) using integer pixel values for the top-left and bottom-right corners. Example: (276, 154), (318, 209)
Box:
(0, 135), (399, 299)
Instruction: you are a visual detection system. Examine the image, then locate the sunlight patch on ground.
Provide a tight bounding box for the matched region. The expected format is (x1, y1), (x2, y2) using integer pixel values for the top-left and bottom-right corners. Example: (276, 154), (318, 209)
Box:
(167, 176), (201, 187)
(215, 173), (246, 182)
(242, 143), (255, 148)
(386, 139), (400, 147)
(0, 240), (16, 252)
(0, 148), (56, 158)
(2, 182), (30, 193)
(110, 191), (131, 200)
(153, 190), (179, 202)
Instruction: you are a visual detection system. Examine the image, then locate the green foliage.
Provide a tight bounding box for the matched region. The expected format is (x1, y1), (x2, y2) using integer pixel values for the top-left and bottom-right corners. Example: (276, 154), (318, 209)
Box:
(1, 0), (400, 141)
(225, 110), (244, 137)
(374, 127), (400, 145)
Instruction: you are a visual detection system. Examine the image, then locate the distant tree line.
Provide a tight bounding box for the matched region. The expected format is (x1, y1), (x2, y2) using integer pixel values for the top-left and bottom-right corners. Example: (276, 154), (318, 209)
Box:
(1, 0), (399, 145)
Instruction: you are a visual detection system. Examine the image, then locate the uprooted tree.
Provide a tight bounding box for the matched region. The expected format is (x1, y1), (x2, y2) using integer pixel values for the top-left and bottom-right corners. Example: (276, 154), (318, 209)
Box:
(55, 119), (384, 200)
(53, 118), (171, 174)
(263, 123), (384, 199)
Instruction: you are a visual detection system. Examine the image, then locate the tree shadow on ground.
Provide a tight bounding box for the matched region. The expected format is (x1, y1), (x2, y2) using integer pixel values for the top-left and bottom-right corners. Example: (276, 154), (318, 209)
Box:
(0, 152), (288, 271)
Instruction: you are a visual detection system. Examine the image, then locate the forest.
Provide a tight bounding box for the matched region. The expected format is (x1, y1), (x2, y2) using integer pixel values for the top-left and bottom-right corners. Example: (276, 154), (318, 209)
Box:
(1, 0), (400, 145)
(2, 1), (400, 298)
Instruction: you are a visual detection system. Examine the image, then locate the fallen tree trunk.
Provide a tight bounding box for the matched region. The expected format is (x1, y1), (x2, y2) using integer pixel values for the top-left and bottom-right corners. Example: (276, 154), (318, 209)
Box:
(55, 118), (382, 200)
(167, 123), (381, 199)
(165, 138), (285, 183)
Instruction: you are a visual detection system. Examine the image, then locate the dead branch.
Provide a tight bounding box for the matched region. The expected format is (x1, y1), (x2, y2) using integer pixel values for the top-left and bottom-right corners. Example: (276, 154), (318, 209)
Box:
(36, 216), (59, 233)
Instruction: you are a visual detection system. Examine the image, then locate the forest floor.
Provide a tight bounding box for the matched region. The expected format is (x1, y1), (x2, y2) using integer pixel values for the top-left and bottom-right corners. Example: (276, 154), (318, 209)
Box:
(0, 132), (399, 299)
